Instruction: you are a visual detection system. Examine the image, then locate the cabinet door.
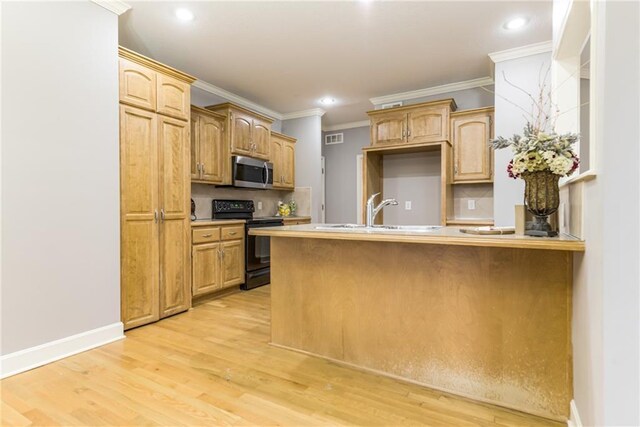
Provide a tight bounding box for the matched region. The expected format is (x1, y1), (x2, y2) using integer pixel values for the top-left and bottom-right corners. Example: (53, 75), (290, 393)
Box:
(119, 105), (160, 330)
(407, 106), (448, 144)
(252, 118), (271, 160)
(158, 116), (191, 318)
(192, 243), (221, 296)
(229, 110), (253, 156)
(271, 136), (284, 188)
(221, 240), (244, 288)
(157, 74), (190, 121)
(190, 112), (200, 180)
(370, 113), (406, 145)
(199, 113), (226, 184)
(119, 58), (157, 111)
(453, 113), (493, 182)
(282, 140), (296, 188)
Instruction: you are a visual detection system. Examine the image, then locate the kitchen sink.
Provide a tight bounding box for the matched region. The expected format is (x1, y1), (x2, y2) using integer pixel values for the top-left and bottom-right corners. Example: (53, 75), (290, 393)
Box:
(315, 224), (442, 233)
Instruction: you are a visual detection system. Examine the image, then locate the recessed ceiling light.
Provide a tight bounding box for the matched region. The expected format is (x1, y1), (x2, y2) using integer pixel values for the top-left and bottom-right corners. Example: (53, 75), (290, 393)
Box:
(175, 8), (194, 22)
(319, 97), (336, 105)
(504, 17), (528, 30)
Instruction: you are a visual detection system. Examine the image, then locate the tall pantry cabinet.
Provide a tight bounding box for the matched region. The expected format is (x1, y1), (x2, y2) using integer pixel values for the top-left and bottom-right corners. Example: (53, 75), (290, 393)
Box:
(118, 47), (195, 330)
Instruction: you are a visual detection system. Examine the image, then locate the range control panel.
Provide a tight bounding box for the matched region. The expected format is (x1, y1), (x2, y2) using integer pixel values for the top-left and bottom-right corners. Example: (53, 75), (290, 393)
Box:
(212, 199), (255, 215)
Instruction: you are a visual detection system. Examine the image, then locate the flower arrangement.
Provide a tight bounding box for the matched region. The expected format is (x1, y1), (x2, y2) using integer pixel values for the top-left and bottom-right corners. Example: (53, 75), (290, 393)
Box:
(492, 123), (580, 179)
(487, 67), (581, 180)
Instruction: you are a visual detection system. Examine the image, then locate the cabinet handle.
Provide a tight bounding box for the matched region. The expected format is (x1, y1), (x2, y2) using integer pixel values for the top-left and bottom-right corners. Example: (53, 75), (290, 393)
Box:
(202, 234), (212, 238)
(228, 231), (237, 235)
(217, 249), (222, 260)
(154, 209), (158, 223)
(407, 128), (411, 137)
(221, 249), (225, 259)
(160, 209), (165, 221)
(202, 164), (205, 176)
(402, 129), (406, 138)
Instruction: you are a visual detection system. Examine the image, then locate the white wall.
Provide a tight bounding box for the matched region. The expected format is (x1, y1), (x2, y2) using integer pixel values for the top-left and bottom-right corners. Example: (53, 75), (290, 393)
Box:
(1, 2), (121, 361)
(282, 116), (323, 221)
(570, 1), (640, 425)
(493, 52), (552, 226)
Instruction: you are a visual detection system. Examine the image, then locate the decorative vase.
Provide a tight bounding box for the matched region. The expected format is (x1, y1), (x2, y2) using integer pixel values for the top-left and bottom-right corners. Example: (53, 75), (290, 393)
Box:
(521, 170), (560, 237)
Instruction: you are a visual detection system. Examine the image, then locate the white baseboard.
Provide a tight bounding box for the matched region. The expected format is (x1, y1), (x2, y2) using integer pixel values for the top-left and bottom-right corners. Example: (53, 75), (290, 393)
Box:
(567, 400), (583, 427)
(0, 322), (124, 379)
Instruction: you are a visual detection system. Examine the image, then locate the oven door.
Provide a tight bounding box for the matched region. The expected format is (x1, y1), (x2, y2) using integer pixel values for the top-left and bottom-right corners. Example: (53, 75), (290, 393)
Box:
(245, 222), (279, 273)
(232, 156), (273, 189)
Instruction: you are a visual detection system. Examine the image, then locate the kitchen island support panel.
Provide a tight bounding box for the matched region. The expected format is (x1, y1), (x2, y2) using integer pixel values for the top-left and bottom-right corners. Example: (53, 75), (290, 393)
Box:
(270, 237), (572, 421)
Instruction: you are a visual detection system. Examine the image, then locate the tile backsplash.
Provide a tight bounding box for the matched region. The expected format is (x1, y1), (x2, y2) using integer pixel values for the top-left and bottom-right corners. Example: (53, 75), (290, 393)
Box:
(452, 183), (494, 220)
(191, 184), (311, 220)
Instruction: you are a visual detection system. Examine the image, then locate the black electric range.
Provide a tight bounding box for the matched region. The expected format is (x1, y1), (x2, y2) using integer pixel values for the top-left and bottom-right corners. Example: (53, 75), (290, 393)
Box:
(212, 200), (284, 290)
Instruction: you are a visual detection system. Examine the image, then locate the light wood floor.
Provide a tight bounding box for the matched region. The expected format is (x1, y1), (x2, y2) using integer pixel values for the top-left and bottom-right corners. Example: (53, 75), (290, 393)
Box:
(1, 286), (563, 426)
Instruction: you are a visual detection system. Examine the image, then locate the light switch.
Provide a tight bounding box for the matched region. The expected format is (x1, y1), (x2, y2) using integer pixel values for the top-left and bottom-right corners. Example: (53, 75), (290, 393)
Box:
(257, 201), (263, 210)
(468, 200), (476, 210)
(405, 201), (412, 210)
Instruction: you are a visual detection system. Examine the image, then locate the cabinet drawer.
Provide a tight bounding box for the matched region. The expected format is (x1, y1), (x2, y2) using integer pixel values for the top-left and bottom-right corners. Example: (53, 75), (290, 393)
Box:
(221, 225), (244, 241)
(193, 227), (221, 244)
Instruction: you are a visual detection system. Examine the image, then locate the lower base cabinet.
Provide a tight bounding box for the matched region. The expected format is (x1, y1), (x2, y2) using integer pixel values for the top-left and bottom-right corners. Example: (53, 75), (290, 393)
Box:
(192, 223), (245, 297)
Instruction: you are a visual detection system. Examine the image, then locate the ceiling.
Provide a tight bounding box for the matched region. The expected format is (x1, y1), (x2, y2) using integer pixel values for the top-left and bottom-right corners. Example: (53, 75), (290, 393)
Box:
(119, 1), (552, 126)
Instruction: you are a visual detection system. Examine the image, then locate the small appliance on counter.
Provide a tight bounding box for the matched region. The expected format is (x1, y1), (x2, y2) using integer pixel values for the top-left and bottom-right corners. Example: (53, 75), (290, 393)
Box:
(212, 199), (283, 290)
(191, 198), (197, 221)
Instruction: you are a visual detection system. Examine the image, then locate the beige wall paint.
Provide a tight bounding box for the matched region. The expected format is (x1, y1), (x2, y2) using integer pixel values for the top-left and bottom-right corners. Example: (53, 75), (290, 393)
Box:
(1, 2), (120, 355)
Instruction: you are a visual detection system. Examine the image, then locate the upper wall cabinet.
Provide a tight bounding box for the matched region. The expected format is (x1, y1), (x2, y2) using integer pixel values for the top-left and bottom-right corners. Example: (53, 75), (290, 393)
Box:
(191, 106), (229, 185)
(451, 107), (494, 183)
(205, 103), (273, 161)
(271, 131), (296, 189)
(157, 74), (190, 121)
(119, 58), (157, 111)
(118, 47), (192, 120)
(368, 99), (457, 147)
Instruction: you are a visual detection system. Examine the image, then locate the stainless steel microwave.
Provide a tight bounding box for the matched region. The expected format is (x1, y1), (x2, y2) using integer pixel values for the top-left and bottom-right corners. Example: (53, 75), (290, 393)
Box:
(232, 156), (273, 189)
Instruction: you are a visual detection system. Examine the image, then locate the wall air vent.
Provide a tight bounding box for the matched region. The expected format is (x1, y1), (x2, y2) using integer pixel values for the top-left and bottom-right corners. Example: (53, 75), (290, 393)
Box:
(325, 133), (344, 145)
(381, 101), (403, 109)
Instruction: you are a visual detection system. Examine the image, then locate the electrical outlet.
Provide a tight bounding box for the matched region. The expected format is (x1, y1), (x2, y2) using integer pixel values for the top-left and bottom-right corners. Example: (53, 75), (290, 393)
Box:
(468, 200), (476, 210)
(257, 201), (263, 210)
(405, 201), (412, 210)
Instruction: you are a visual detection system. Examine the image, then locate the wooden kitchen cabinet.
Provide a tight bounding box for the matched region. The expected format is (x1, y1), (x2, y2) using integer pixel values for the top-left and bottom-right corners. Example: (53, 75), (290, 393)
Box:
(119, 47), (195, 330)
(191, 222), (245, 298)
(192, 242), (221, 296)
(270, 131), (297, 189)
(119, 47), (191, 120)
(221, 239), (244, 287)
(191, 106), (229, 185)
(368, 99), (456, 147)
(451, 107), (494, 183)
(157, 74), (190, 121)
(205, 103), (273, 160)
(119, 57), (157, 112)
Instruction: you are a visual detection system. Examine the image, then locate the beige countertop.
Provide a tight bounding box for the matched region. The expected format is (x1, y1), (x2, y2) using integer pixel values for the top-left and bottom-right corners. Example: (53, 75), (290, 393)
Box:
(250, 224), (585, 251)
(191, 219), (246, 227)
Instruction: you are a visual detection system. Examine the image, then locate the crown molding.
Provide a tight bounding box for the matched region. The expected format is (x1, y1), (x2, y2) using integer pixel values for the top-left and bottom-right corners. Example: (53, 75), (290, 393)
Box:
(488, 40), (553, 63)
(91, 0), (131, 15)
(323, 120), (370, 132)
(192, 80), (283, 120)
(369, 77), (494, 106)
(281, 108), (326, 120)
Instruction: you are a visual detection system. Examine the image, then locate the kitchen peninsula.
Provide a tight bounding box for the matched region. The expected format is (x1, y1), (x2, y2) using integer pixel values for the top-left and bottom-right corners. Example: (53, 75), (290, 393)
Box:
(251, 224), (584, 421)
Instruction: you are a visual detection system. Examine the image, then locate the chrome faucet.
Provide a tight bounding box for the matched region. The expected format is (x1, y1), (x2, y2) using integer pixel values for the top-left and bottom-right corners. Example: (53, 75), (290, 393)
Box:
(366, 193), (398, 227)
